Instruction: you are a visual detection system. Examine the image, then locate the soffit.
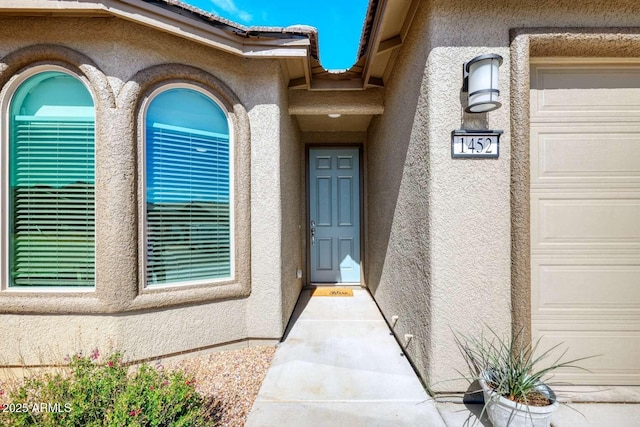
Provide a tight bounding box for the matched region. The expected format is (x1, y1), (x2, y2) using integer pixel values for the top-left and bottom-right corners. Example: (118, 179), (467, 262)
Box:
(288, 88), (384, 115)
(364, 0), (420, 86)
(288, 87), (383, 132)
(303, 0), (420, 90)
(296, 115), (372, 132)
(288, 0), (418, 131)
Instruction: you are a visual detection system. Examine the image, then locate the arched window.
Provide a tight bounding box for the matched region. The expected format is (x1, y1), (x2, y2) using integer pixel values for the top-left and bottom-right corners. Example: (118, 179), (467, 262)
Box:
(145, 86), (231, 286)
(9, 70), (95, 287)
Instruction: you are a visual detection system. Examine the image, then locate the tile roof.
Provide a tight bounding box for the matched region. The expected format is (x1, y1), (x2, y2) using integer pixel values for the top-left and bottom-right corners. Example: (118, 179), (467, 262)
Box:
(357, 0), (379, 61)
(148, 0), (321, 60)
(142, 0), (387, 85)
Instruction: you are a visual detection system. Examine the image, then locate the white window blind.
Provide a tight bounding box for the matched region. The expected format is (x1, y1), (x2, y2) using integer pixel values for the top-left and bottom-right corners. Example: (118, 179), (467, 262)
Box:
(9, 71), (96, 287)
(10, 116), (95, 287)
(146, 119), (231, 285)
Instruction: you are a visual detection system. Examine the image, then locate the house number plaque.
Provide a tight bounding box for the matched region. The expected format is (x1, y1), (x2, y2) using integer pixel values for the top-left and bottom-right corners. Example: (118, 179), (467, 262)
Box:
(451, 130), (502, 158)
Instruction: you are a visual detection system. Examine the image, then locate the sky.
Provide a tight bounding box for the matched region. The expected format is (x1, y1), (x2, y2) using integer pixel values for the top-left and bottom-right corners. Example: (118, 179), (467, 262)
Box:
(184, 0), (370, 70)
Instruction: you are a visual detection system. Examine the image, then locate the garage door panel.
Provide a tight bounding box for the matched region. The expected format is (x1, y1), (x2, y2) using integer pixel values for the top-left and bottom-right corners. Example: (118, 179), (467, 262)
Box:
(532, 328), (640, 386)
(532, 260), (640, 315)
(530, 128), (640, 185)
(531, 194), (640, 250)
(530, 61), (640, 385)
(531, 65), (640, 119)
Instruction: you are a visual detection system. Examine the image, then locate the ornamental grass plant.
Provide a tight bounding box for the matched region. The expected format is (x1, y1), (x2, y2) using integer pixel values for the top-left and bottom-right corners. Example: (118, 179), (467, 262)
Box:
(453, 326), (594, 424)
(0, 350), (211, 427)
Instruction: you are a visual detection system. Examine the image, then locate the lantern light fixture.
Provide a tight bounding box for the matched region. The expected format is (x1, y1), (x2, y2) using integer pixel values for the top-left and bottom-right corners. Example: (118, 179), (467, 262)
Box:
(463, 54), (503, 113)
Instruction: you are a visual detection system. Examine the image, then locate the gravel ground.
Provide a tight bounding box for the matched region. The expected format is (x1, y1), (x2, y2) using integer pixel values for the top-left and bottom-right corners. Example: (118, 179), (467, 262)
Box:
(167, 345), (276, 426)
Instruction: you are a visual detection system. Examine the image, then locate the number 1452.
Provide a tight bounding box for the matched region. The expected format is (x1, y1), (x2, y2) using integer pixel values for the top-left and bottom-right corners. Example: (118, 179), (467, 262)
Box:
(451, 134), (500, 158)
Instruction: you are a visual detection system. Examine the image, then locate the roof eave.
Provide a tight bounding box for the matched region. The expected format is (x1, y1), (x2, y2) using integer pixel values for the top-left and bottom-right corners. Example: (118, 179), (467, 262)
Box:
(0, 0), (314, 87)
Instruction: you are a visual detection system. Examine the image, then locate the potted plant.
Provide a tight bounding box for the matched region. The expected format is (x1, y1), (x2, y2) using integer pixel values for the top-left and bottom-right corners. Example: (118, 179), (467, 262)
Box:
(454, 327), (592, 427)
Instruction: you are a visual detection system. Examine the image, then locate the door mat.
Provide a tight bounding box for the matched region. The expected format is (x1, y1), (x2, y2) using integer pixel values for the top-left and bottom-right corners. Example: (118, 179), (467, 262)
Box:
(310, 287), (354, 297)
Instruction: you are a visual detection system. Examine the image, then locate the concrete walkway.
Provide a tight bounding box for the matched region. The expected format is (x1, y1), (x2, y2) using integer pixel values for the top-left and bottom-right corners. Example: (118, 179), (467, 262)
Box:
(245, 288), (446, 427)
(246, 287), (640, 426)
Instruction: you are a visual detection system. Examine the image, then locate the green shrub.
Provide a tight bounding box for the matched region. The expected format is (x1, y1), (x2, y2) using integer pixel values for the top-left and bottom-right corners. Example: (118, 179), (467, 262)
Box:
(0, 350), (210, 427)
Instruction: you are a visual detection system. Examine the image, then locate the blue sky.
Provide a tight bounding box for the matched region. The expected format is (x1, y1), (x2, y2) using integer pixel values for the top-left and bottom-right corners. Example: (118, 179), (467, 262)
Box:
(184, 0), (370, 70)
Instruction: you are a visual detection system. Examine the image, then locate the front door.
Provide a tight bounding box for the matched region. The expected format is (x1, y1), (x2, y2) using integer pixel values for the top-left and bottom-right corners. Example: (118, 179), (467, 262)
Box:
(309, 148), (361, 283)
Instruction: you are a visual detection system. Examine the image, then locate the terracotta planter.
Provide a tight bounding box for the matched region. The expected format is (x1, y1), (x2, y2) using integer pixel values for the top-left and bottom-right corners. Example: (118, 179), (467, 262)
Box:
(478, 377), (559, 427)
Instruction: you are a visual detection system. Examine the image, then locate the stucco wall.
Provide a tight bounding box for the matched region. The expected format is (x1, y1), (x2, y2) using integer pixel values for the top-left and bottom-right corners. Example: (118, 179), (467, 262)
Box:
(2, 300), (247, 365)
(0, 16), (290, 364)
(244, 60), (291, 338)
(367, 0), (640, 392)
(278, 65), (304, 326)
(365, 0), (434, 388)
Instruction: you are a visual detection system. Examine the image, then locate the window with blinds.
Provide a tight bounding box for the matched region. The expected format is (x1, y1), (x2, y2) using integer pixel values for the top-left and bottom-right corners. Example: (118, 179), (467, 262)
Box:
(145, 88), (231, 286)
(9, 71), (95, 287)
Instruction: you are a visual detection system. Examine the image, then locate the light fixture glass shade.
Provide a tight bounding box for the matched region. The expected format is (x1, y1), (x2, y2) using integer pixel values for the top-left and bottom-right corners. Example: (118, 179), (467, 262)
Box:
(465, 54), (503, 113)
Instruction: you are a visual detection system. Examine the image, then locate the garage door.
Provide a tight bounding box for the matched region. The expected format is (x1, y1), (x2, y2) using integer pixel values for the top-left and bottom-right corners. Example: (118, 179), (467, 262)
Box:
(530, 60), (640, 385)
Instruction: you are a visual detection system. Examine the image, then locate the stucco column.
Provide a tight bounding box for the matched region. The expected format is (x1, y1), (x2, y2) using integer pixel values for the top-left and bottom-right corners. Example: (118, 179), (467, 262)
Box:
(94, 106), (139, 310)
(245, 64), (286, 339)
(426, 46), (513, 391)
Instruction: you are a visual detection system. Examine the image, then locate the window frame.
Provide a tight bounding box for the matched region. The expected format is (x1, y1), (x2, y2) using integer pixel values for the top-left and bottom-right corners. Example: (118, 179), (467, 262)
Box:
(140, 83), (236, 290)
(1, 65), (97, 292)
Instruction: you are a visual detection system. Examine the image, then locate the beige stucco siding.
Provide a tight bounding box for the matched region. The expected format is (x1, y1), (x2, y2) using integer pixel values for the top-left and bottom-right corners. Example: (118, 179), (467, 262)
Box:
(365, 0), (433, 385)
(0, 16), (294, 364)
(0, 16), (251, 96)
(367, 0), (640, 392)
(278, 64), (304, 326)
(245, 62), (288, 338)
(2, 300), (247, 365)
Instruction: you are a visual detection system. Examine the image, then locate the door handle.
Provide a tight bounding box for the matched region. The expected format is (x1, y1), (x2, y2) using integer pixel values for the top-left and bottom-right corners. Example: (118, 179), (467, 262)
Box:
(310, 220), (316, 245)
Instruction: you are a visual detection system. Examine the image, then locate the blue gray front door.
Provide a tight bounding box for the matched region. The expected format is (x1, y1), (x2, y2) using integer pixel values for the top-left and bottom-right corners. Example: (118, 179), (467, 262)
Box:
(309, 148), (361, 283)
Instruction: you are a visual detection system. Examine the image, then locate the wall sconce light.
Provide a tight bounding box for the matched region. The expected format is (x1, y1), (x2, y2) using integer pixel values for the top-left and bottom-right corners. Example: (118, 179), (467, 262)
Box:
(463, 54), (503, 113)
